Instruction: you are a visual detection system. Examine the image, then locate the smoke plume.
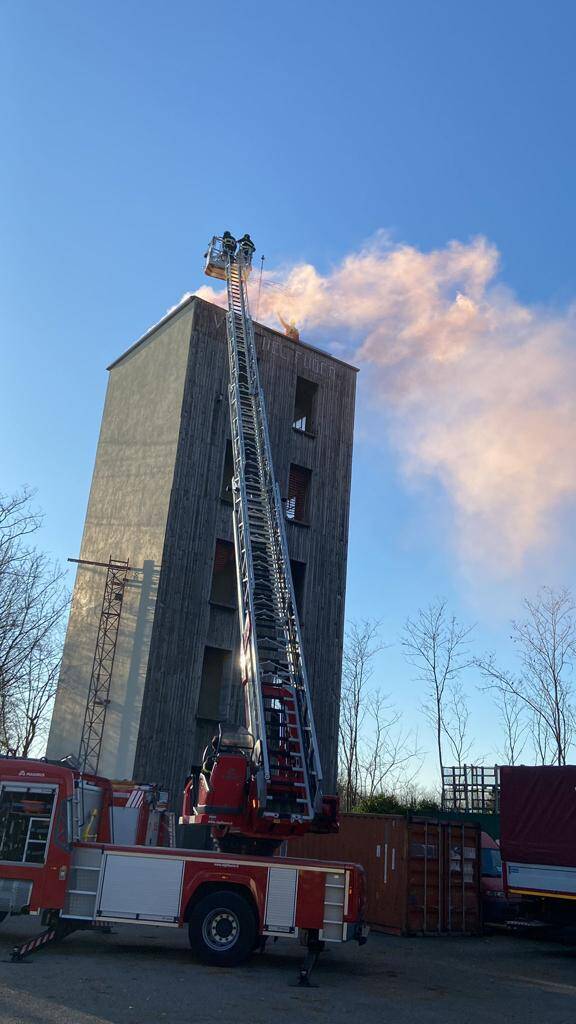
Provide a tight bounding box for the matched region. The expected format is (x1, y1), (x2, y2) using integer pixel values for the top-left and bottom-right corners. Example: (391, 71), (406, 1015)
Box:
(197, 233), (576, 572)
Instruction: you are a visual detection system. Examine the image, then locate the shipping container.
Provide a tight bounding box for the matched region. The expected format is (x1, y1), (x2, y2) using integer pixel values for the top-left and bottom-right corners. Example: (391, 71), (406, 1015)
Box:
(287, 813), (481, 935)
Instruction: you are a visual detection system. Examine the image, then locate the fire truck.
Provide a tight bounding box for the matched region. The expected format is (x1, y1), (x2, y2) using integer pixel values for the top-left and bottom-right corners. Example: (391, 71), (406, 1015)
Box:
(0, 234), (367, 980)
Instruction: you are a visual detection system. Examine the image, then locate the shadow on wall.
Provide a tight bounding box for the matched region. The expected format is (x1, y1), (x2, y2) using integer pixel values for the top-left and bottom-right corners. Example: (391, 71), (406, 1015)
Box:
(113, 559), (159, 780)
(51, 558), (160, 777)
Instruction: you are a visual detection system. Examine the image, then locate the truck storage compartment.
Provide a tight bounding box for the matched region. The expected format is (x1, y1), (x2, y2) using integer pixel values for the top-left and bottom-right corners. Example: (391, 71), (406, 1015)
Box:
(62, 846), (103, 919)
(97, 853), (184, 922)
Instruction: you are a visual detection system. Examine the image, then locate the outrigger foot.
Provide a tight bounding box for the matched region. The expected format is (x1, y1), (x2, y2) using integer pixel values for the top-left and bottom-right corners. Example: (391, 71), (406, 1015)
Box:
(297, 938), (325, 987)
(10, 921), (77, 962)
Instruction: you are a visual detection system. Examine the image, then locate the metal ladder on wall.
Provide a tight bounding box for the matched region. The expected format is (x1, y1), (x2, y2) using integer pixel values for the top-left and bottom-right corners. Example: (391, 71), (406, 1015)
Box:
(77, 557), (130, 776)
(221, 244), (324, 822)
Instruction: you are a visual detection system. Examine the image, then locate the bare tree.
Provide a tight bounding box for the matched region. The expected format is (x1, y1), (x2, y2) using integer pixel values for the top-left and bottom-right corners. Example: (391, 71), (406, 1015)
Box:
(492, 689), (528, 765)
(0, 489), (67, 756)
(402, 599), (474, 784)
(477, 587), (576, 766)
(443, 680), (473, 767)
(338, 620), (420, 811)
(1, 639), (61, 756)
(530, 712), (553, 765)
(339, 620), (382, 810)
(359, 690), (421, 801)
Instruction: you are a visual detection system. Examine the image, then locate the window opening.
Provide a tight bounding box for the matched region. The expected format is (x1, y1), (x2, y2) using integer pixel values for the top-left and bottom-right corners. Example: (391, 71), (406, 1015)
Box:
(220, 440), (234, 503)
(0, 785), (56, 864)
(197, 647), (230, 721)
(285, 465), (311, 523)
(293, 377), (318, 433)
(289, 559), (306, 618)
(481, 848), (502, 878)
(210, 539), (236, 607)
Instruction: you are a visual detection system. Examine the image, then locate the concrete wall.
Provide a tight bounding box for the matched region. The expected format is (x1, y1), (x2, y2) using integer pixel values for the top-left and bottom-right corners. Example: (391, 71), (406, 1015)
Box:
(46, 304), (194, 777)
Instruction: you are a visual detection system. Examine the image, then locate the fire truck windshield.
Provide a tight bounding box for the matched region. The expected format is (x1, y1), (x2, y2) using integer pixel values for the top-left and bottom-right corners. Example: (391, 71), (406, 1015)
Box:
(0, 785), (56, 864)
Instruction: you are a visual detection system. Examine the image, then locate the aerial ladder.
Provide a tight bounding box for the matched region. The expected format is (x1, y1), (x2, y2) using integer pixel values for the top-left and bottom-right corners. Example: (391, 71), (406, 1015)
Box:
(183, 233), (338, 851)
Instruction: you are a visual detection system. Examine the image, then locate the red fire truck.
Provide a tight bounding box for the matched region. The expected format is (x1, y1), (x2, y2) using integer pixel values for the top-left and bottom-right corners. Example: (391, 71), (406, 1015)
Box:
(0, 756), (365, 971)
(0, 235), (367, 981)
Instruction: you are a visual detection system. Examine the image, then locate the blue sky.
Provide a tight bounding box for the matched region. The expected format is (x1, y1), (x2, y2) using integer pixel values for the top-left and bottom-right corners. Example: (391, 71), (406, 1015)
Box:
(2, 2), (575, 783)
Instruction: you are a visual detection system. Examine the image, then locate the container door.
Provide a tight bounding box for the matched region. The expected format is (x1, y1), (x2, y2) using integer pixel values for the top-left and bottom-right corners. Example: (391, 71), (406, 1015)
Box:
(379, 817), (405, 932)
(443, 823), (480, 934)
(407, 820), (441, 934)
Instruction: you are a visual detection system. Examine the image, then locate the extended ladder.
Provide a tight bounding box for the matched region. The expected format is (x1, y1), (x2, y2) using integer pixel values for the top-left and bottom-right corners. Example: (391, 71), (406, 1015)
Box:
(205, 235), (323, 822)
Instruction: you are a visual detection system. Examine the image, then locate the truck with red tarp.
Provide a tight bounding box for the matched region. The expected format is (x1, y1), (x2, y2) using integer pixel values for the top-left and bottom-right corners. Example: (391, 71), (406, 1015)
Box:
(500, 765), (576, 924)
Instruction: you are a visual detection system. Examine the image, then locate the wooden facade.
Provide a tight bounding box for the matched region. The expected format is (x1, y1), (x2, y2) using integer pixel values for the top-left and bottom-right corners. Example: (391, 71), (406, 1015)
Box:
(49, 295), (357, 804)
(133, 298), (357, 802)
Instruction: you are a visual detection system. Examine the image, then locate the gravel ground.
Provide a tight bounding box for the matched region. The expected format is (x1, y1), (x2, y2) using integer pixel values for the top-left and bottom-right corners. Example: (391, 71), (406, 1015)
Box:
(0, 916), (575, 1024)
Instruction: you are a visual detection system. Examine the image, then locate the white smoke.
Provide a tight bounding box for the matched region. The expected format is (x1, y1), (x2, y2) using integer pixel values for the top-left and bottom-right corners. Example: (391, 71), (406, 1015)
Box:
(197, 232), (576, 573)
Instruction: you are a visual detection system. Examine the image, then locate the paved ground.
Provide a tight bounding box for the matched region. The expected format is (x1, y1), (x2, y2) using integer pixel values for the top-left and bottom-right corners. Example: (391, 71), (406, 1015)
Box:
(0, 917), (575, 1024)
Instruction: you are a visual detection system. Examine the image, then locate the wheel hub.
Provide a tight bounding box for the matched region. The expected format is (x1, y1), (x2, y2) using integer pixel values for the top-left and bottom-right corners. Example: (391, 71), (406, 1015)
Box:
(203, 909), (240, 951)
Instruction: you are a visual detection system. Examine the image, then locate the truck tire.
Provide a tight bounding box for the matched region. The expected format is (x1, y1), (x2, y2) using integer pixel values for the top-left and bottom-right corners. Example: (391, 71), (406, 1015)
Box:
(188, 890), (257, 967)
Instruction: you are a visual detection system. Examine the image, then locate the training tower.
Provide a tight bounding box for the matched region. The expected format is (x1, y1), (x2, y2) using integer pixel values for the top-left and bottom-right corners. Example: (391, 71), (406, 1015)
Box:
(47, 268), (357, 803)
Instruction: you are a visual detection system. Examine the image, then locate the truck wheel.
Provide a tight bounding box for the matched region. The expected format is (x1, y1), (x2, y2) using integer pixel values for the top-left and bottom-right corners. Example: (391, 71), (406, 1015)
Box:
(189, 891), (257, 966)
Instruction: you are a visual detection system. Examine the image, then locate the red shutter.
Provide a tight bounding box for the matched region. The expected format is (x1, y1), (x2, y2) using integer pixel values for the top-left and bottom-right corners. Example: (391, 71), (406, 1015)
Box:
(213, 540), (234, 573)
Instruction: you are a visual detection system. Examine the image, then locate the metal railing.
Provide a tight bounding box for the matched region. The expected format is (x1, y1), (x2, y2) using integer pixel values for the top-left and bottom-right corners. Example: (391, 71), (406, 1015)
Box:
(441, 765), (500, 814)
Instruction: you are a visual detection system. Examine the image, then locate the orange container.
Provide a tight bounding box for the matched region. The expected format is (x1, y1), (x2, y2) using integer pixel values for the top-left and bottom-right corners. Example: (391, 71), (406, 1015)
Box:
(287, 813), (481, 935)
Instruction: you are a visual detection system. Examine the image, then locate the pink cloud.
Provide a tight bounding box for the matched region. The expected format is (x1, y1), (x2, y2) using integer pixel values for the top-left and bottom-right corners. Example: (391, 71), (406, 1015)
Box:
(196, 233), (576, 573)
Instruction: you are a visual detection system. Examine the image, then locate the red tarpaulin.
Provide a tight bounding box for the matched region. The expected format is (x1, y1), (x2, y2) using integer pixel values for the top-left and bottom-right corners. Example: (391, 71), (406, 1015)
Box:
(500, 765), (576, 868)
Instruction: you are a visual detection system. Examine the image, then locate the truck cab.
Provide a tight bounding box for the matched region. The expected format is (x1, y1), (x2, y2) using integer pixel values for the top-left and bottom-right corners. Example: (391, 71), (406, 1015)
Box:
(480, 832), (523, 925)
(0, 760), (75, 919)
(0, 758), (174, 921)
